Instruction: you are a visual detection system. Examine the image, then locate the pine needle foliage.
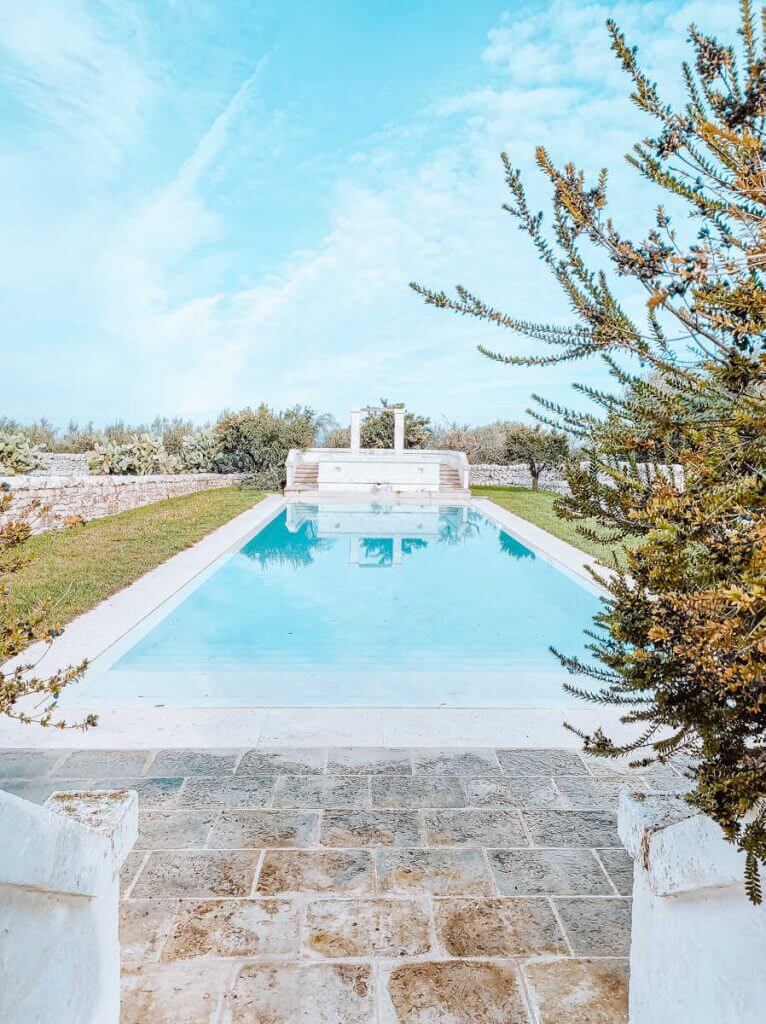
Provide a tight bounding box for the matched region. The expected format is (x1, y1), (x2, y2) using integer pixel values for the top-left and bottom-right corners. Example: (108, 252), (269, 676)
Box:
(1, 486), (96, 729)
(412, 2), (766, 900)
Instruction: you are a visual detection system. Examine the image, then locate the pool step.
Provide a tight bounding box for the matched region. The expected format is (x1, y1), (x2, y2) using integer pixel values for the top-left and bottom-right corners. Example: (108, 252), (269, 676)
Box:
(292, 462), (319, 488)
(439, 464), (462, 490)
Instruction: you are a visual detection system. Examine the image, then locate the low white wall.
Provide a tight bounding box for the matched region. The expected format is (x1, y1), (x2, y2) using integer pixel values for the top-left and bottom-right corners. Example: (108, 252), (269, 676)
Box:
(318, 458), (441, 492)
(0, 788), (138, 1024)
(619, 792), (766, 1024)
(1, 473), (240, 533)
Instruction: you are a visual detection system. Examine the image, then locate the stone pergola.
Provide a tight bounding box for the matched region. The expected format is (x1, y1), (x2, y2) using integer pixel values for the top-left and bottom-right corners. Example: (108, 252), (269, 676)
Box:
(349, 406), (406, 453)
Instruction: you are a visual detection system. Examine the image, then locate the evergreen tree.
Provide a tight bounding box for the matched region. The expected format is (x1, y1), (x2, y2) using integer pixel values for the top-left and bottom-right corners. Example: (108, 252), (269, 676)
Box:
(413, 2), (766, 900)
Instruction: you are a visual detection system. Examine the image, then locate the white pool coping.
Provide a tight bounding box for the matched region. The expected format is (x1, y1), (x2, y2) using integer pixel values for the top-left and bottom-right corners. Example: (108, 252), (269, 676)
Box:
(0, 491), (626, 749)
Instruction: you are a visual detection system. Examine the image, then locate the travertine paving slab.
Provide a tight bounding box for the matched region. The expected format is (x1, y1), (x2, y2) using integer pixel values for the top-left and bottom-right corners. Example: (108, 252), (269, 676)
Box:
(523, 810), (620, 847)
(121, 851), (148, 895)
(257, 850), (374, 897)
(209, 809), (319, 848)
(327, 748), (412, 774)
(412, 749), (500, 776)
(522, 958), (629, 1023)
(237, 747), (326, 775)
(321, 809), (421, 847)
(0, 778), (92, 804)
(422, 808), (527, 847)
(381, 960), (529, 1024)
(136, 809), (218, 850)
(54, 749), (152, 777)
(597, 849), (635, 895)
(555, 899), (632, 955)
(121, 960), (231, 1024)
(372, 775), (466, 808)
(120, 899), (179, 961)
(489, 849), (612, 896)
(433, 897), (566, 957)
(465, 776), (562, 808)
(149, 748), (239, 776)
(225, 962), (375, 1024)
(305, 899), (432, 958)
(555, 777), (642, 811)
(376, 848), (491, 896)
(162, 898), (301, 959)
(0, 749), (65, 778)
(273, 774), (369, 808)
(132, 850), (259, 898)
(93, 776), (184, 807)
(110, 746), (637, 1023)
(178, 774), (275, 807)
(498, 749), (588, 775)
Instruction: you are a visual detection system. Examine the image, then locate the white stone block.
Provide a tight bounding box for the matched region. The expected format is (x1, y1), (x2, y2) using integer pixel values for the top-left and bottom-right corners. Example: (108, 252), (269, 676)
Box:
(0, 787), (138, 1024)
(619, 791), (766, 1024)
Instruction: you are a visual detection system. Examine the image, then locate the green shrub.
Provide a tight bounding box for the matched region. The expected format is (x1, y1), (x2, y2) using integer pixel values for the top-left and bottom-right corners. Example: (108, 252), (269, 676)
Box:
(0, 432), (45, 475)
(88, 433), (180, 475)
(178, 430), (220, 473)
(213, 405), (316, 485)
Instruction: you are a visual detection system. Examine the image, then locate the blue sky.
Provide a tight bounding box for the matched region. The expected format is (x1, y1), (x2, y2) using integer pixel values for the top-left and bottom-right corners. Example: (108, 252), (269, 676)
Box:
(1, 0), (732, 428)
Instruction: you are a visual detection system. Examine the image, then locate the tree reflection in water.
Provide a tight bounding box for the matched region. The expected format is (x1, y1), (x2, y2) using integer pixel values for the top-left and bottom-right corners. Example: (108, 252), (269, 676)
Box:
(242, 516), (334, 570)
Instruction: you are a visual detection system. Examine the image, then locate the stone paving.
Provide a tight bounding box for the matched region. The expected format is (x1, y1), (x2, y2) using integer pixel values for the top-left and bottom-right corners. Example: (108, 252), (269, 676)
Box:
(0, 746), (689, 1023)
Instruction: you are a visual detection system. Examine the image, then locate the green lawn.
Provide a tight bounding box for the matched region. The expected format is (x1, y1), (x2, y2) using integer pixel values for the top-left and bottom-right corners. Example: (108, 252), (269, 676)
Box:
(9, 486), (266, 632)
(472, 484), (633, 564)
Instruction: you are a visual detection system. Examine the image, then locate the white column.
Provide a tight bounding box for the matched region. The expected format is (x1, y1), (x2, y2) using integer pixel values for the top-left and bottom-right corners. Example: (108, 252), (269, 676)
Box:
(393, 537), (403, 565)
(348, 537), (359, 565)
(349, 410), (361, 452)
(393, 409), (405, 453)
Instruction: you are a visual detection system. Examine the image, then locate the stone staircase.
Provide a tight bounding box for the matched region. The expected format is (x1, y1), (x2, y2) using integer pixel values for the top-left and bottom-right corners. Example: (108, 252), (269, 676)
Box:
(291, 461), (319, 490)
(439, 464), (462, 491)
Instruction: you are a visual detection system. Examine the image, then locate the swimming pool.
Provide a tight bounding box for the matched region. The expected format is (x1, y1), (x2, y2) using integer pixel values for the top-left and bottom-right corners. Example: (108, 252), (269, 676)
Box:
(67, 502), (602, 708)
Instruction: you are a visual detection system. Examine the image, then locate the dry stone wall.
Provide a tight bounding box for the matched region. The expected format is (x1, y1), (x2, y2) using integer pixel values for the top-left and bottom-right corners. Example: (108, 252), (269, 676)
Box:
(1, 473), (240, 534)
(469, 461), (683, 495)
(32, 453), (91, 476)
(468, 463), (570, 493)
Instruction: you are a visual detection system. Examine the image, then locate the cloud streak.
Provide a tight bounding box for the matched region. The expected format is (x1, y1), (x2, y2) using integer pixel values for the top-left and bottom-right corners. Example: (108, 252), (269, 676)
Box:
(2, 0), (737, 424)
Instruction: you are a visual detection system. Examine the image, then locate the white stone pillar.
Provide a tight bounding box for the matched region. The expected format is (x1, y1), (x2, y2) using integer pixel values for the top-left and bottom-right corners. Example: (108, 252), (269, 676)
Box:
(0, 788), (138, 1024)
(393, 409), (405, 453)
(349, 410), (361, 452)
(618, 791), (766, 1024)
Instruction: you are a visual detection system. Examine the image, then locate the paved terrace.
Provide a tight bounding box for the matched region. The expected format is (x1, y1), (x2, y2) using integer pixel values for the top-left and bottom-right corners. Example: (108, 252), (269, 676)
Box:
(1, 746), (687, 1023)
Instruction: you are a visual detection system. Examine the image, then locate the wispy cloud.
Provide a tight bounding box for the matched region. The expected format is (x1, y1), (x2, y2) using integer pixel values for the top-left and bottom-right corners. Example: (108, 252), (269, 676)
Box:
(0, 0), (153, 167)
(2, 0), (738, 424)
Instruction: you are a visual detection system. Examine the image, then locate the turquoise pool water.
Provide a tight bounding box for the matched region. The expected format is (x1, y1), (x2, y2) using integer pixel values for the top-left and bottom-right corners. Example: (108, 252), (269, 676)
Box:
(73, 503), (602, 707)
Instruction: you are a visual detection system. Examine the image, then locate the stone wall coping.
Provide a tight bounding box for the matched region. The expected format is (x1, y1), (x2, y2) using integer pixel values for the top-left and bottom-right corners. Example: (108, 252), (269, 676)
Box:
(0, 788), (137, 898)
(1, 472), (239, 486)
(618, 790), (746, 897)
